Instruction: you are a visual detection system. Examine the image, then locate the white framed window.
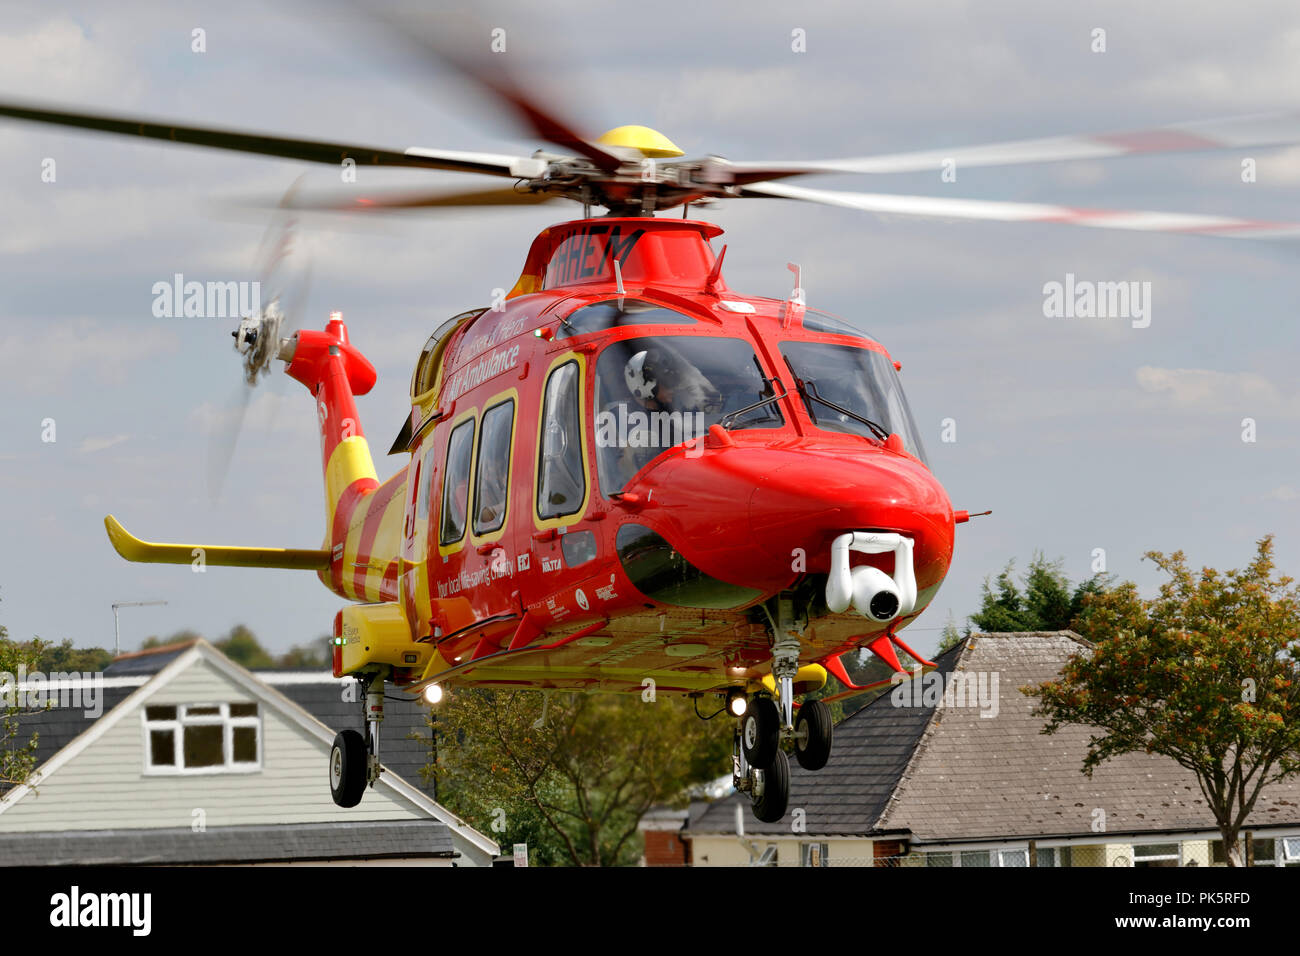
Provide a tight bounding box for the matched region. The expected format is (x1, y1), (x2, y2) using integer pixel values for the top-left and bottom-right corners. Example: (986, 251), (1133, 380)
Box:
(143, 702), (261, 774)
(1283, 837), (1300, 864)
(801, 842), (829, 867)
(1132, 842), (1181, 867)
(924, 847), (1028, 867)
(1036, 846), (1072, 867)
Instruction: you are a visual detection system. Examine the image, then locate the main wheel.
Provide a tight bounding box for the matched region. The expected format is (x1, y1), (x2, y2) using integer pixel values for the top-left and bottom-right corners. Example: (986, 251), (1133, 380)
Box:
(741, 697), (780, 769)
(752, 749), (790, 823)
(794, 699), (833, 771)
(330, 729), (368, 808)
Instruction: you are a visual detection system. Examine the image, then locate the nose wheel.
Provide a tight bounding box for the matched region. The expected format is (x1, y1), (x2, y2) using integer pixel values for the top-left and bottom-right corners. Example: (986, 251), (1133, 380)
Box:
(329, 673), (387, 808)
(741, 697), (780, 768)
(794, 699), (833, 771)
(734, 717), (791, 824)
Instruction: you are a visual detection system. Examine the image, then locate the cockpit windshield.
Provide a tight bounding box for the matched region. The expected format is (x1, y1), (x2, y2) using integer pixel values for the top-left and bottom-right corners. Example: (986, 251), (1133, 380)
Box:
(594, 335), (783, 493)
(781, 341), (929, 465)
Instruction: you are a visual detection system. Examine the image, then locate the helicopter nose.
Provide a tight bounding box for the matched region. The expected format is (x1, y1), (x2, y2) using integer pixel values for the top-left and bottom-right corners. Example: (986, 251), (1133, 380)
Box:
(747, 450), (953, 571)
(627, 441), (954, 599)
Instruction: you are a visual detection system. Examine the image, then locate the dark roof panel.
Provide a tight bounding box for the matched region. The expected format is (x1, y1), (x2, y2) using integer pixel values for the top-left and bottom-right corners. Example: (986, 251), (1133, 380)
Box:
(0, 820), (455, 865)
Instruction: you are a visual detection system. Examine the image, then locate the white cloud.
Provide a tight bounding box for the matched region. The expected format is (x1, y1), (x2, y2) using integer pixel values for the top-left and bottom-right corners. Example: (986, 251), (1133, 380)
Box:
(1135, 365), (1287, 409)
(0, 319), (180, 391)
(78, 433), (129, 454)
(0, 16), (143, 101)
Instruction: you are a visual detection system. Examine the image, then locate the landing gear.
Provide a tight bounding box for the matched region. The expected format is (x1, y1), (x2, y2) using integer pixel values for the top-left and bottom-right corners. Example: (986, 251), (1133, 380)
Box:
(329, 671), (387, 808)
(741, 697), (780, 768)
(733, 719), (791, 824)
(329, 729), (367, 807)
(752, 749), (790, 823)
(794, 699), (833, 771)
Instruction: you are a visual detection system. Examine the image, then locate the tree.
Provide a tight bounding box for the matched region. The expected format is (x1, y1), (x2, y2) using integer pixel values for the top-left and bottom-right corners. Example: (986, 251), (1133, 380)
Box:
(937, 612), (964, 654)
(276, 635), (333, 669)
(0, 617), (48, 788)
(969, 552), (1112, 634)
(1028, 536), (1300, 866)
(426, 689), (731, 866)
(212, 625), (274, 669)
(32, 639), (112, 673)
(140, 630), (202, 651)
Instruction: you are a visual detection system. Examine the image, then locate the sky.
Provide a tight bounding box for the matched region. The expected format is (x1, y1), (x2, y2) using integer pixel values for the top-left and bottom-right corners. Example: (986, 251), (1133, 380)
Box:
(0, 0), (1297, 659)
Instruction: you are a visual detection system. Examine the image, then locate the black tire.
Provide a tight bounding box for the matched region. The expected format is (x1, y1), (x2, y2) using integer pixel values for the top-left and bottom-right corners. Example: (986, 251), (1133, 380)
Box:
(330, 729), (368, 808)
(752, 749), (790, 823)
(741, 697), (779, 769)
(795, 699), (833, 771)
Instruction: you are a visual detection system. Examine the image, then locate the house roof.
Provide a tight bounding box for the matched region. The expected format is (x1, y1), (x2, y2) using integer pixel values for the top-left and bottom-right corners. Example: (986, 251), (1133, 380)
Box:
(0, 820), (456, 865)
(880, 631), (1300, 843)
(0, 639), (498, 860)
(689, 631), (1300, 843)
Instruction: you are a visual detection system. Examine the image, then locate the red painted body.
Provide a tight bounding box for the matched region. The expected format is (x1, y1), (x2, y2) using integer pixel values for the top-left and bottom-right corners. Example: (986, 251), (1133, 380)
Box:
(315, 217), (958, 696)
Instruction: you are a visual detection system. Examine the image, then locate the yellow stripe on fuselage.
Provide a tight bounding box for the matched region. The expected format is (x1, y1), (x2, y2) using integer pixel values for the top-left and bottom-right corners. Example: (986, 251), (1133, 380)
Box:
(325, 436), (378, 526)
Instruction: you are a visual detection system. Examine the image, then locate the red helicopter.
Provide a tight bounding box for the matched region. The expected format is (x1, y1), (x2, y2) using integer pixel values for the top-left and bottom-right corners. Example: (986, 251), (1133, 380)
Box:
(8, 24), (1300, 822)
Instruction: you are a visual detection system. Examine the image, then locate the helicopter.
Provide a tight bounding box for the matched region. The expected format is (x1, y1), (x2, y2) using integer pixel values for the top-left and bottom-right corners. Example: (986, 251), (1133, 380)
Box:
(7, 19), (1300, 823)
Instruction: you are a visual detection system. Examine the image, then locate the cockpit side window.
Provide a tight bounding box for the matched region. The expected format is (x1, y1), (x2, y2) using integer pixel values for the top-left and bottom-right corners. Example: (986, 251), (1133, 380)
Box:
(594, 335), (783, 494)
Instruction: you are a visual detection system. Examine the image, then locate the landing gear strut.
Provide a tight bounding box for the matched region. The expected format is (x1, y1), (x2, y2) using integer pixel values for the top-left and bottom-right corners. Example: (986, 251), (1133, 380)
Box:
(329, 673), (386, 808)
(733, 594), (837, 821)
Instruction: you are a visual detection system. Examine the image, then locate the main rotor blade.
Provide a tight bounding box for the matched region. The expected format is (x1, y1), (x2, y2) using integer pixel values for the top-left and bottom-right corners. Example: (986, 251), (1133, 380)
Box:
(742, 180), (1300, 240)
(0, 100), (527, 176)
(237, 183), (563, 213)
(354, 5), (624, 172)
(727, 110), (1300, 180)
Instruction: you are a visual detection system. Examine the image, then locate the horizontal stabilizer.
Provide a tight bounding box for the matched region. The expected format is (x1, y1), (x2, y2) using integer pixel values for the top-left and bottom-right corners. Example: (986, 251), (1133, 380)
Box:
(104, 515), (330, 570)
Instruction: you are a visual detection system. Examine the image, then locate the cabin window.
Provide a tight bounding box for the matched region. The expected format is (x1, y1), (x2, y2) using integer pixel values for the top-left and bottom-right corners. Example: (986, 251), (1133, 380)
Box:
(416, 444), (438, 522)
(143, 702), (261, 774)
(781, 341), (929, 465)
(594, 335), (783, 494)
(441, 418), (475, 545)
(474, 399), (514, 535)
(537, 361), (585, 519)
(561, 529), (597, 568)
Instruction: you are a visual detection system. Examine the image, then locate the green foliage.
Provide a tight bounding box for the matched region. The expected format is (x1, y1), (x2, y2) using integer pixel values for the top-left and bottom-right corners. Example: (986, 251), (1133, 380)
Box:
(140, 630), (201, 651)
(426, 689), (732, 866)
(0, 629), (48, 788)
(276, 635), (333, 669)
(937, 612), (964, 655)
(1028, 536), (1300, 866)
(969, 552), (1113, 635)
(32, 639), (112, 673)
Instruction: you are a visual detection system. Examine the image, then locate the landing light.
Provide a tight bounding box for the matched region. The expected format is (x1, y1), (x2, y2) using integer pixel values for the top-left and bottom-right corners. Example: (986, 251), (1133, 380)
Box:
(727, 691), (748, 717)
(424, 684), (444, 705)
